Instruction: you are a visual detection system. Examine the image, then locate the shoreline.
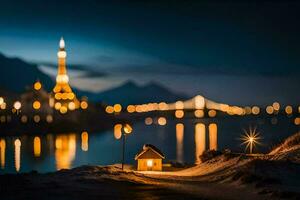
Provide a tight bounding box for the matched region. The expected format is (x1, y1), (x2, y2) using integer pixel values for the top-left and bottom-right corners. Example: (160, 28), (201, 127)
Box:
(1, 152), (299, 200)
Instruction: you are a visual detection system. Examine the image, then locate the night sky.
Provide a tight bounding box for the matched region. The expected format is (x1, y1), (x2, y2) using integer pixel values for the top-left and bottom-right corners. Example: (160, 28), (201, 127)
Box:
(0, 0), (300, 105)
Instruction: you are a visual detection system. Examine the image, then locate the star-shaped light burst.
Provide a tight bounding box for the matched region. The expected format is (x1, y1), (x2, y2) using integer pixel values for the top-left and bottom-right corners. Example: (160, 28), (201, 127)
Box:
(240, 127), (261, 154)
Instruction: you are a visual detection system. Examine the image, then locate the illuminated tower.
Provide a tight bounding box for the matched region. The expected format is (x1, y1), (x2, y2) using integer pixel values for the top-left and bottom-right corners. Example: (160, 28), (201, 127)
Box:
(52, 37), (79, 114)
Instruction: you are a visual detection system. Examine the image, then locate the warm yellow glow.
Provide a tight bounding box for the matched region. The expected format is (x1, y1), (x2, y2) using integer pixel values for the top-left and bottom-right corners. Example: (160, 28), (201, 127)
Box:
(80, 101), (88, 110)
(176, 123), (184, 163)
(266, 106), (274, 115)
(195, 123), (205, 164)
(55, 134), (76, 170)
(113, 104), (122, 112)
(46, 115), (53, 123)
(55, 102), (62, 110)
(251, 106), (260, 115)
(298, 106), (300, 113)
(33, 137), (41, 157)
(146, 159), (153, 167)
(14, 101), (21, 110)
(49, 98), (54, 107)
(33, 101), (41, 110)
(14, 139), (21, 172)
(158, 102), (168, 110)
(0, 139), (5, 169)
(105, 106), (114, 114)
(81, 131), (89, 151)
(55, 93), (62, 100)
(240, 127), (261, 154)
(273, 102), (280, 111)
(60, 106), (68, 114)
(21, 115), (28, 123)
(195, 95), (205, 109)
(209, 123), (217, 151)
(285, 105), (293, 115)
(127, 105), (135, 113)
(0, 102), (6, 110)
(145, 117), (153, 125)
(175, 110), (184, 118)
(294, 117), (300, 125)
(33, 115), (41, 123)
(34, 81), (42, 90)
(175, 101), (184, 110)
(123, 124), (133, 134)
(0, 97), (3, 105)
(68, 102), (76, 110)
(114, 124), (122, 139)
(194, 109), (204, 118)
(208, 110), (217, 117)
(158, 117), (167, 126)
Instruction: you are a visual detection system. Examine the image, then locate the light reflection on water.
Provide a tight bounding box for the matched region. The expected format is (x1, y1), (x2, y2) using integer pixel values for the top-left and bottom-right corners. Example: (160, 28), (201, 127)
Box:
(0, 116), (298, 173)
(55, 134), (77, 170)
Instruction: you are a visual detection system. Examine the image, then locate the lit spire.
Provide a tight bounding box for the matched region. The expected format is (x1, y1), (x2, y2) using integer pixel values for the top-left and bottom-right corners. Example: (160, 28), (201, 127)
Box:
(59, 37), (65, 49)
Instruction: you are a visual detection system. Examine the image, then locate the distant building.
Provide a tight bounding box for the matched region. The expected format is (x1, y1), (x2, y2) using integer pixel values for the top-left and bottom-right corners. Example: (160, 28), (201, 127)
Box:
(51, 38), (80, 114)
(20, 81), (53, 122)
(135, 144), (165, 171)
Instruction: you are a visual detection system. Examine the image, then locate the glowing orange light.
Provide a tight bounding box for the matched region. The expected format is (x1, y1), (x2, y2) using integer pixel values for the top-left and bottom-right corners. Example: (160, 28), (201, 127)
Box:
(208, 110), (217, 117)
(0, 103), (6, 110)
(33, 101), (41, 110)
(145, 117), (153, 125)
(14, 139), (21, 172)
(175, 110), (184, 118)
(127, 105), (135, 113)
(294, 117), (300, 125)
(105, 106), (114, 114)
(175, 101), (184, 110)
(266, 106), (274, 115)
(80, 101), (88, 110)
(81, 131), (88, 151)
(114, 124), (122, 139)
(60, 106), (68, 114)
(55, 102), (62, 110)
(123, 124), (133, 134)
(33, 137), (41, 157)
(240, 127), (261, 154)
(158, 117), (167, 126)
(113, 104), (122, 112)
(68, 102), (76, 110)
(273, 102), (280, 111)
(251, 106), (260, 115)
(285, 106), (293, 115)
(34, 81), (42, 90)
(194, 109), (204, 118)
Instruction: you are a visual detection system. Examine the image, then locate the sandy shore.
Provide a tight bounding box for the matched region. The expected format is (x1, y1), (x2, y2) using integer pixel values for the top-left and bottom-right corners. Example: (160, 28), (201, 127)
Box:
(0, 156), (299, 200)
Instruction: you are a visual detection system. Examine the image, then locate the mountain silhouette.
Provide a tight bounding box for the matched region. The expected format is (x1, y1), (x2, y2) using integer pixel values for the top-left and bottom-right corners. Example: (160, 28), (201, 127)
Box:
(0, 53), (54, 92)
(90, 80), (188, 105)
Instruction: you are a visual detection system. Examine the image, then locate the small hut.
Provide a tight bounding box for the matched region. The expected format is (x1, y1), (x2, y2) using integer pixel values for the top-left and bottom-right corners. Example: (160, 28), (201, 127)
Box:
(135, 144), (165, 171)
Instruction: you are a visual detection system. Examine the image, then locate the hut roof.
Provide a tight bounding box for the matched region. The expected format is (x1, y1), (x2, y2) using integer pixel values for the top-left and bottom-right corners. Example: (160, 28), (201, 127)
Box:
(135, 144), (165, 160)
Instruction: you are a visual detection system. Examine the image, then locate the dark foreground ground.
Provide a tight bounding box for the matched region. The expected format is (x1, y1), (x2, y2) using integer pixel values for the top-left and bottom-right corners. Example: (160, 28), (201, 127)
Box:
(1, 133), (300, 200)
(0, 166), (202, 200)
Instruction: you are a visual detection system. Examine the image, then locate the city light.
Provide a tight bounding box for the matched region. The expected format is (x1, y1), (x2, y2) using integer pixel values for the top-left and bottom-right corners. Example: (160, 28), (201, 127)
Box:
(34, 81), (42, 90)
(240, 127), (261, 154)
(14, 101), (22, 110)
